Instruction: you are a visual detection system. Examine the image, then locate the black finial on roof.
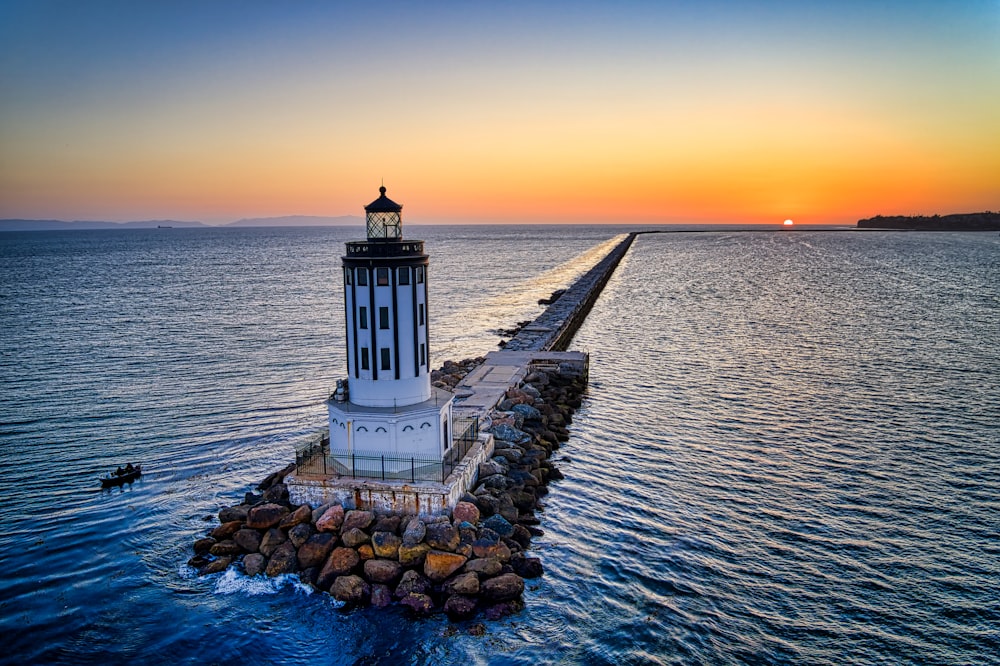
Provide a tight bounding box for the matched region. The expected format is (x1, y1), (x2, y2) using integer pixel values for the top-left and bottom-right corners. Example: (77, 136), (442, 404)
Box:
(365, 184), (402, 213)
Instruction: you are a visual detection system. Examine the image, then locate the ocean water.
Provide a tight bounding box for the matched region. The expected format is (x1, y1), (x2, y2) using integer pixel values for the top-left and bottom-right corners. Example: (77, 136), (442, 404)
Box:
(0, 225), (997, 665)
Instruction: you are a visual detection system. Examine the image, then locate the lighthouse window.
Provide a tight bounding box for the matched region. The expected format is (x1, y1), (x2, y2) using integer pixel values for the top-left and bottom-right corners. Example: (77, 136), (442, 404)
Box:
(344, 268), (352, 285)
(376, 267), (389, 286)
(360, 347), (370, 370)
(358, 306), (368, 329)
(380, 347), (391, 371)
(420, 343), (426, 366)
(418, 303), (425, 326)
(398, 267), (410, 285)
(416, 267), (424, 284)
(357, 268), (368, 286)
(379, 307), (389, 329)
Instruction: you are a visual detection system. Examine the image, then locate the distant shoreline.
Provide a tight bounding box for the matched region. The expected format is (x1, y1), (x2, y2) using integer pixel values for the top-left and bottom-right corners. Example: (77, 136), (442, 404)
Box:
(857, 212), (1000, 231)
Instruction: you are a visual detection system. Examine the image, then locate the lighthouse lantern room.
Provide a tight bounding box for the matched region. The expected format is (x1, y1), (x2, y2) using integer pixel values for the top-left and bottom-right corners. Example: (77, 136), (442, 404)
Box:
(328, 186), (453, 464)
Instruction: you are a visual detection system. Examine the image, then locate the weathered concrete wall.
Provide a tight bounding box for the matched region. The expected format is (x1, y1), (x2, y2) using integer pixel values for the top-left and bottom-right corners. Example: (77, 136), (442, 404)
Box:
(503, 233), (636, 352)
(285, 433), (494, 517)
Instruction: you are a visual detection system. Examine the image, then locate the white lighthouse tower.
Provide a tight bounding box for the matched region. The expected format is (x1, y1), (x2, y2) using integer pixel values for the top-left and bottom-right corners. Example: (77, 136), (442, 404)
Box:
(328, 186), (454, 467)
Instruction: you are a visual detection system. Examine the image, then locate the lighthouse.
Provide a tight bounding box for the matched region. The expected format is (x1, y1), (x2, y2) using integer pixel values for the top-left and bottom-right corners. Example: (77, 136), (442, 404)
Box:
(328, 186), (453, 466)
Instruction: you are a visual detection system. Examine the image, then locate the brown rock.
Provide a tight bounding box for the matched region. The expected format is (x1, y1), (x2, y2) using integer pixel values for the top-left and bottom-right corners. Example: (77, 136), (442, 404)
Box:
(193, 537), (216, 555)
(331, 575), (369, 605)
(452, 501), (480, 525)
(246, 503), (290, 530)
(341, 527), (371, 549)
(315, 504), (345, 533)
(258, 528), (287, 558)
(371, 532), (402, 559)
(219, 505), (249, 523)
(402, 518), (426, 546)
(209, 539), (241, 557)
(233, 528), (261, 554)
(443, 594), (478, 620)
(481, 573), (524, 601)
(424, 550), (468, 583)
(357, 544), (375, 561)
(363, 558), (402, 585)
(279, 504), (313, 530)
(288, 522), (315, 549)
(211, 520), (244, 541)
(463, 557), (502, 577)
(472, 538), (512, 562)
(397, 542), (431, 567)
(399, 593), (435, 615)
(484, 598), (525, 620)
(443, 571), (479, 596)
(243, 553), (266, 577)
(265, 541), (298, 576)
(373, 516), (401, 534)
(199, 556), (232, 575)
(511, 553), (543, 579)
(394, 569), (431, 598)
(262, 482), (288, 505)
(317, 547), (359, 589)
(425, 523), (460, 552)
(297, 533), (337, 569)
(342, 509), (375, 532)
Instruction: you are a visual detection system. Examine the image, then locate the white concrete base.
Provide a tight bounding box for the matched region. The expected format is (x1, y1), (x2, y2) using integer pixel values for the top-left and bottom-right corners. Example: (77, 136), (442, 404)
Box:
(286, 433), (494, 517)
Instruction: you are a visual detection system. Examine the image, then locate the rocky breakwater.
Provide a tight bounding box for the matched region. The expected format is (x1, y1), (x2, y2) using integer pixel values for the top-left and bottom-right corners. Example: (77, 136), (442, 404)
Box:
(187, 364), (585, 620)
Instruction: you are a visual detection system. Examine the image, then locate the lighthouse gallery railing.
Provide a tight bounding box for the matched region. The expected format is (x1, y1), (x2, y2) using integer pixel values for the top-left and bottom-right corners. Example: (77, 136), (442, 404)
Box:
(294, 416), (480, 484)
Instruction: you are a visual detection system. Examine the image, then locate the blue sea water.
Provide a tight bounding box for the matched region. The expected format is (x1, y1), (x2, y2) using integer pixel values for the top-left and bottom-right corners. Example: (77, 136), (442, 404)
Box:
(0, 225), (997, 664)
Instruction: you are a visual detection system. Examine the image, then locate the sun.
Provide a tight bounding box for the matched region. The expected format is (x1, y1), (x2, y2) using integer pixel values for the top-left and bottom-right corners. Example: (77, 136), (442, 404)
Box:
(783, 219), (794, 226)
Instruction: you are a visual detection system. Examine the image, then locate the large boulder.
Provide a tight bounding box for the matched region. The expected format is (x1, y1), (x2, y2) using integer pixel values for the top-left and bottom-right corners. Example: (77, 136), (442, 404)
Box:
(401, 518), (426, 546)
(317, 547), (359, 589)
(463, 557), (502, 577)
(265, 541), (298, 577)
(331, 575), (369, 605)
(478, 460), (506, 478)
(511, 553), (543, 579)
(511, 403), (542, 421)
(315, 504), (345, 533)
(399, 593), (435, 615)
(442, 572), (479, 596)
(397, 542), (431, 568)
(211, 520), (243, 541)
(193, 537), (216, 556)
(233, 528), (261, 554)
(424, 550), (468, 583)
(373, 515), (401, 534)
(491, 424), (530, 444)
(297, 533), (337, 569)
(199, 556), (232, 575)
(363, 559), (402, 585)
(243, 553), (266, 577)
(288, 522), (315, 549)
(279, 504), (313, 530)
(258, 528), (287, 558)
(481, 573), (524, 601)
(452, 501), (480, 525)
(371, 532), (402, 559)
(209, 540), (241, 557)
(443, 594), (478, 620)
(472, 538), (512, 563)
(246, 503), (290, 530)
(424, 523), (460, 552)
(482, 514), (515, 538)
(341, 527), (371, 549)
(262, 482), (288, 505)
(218, 505), (249, 523)
(342, 510), (375, 532)
(310, 502), (337, 525)
(394, 569), (431, 599)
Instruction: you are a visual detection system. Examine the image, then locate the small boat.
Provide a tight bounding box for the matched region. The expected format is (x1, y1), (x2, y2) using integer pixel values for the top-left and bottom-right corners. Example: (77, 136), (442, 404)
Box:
(99, 464), (142, 488)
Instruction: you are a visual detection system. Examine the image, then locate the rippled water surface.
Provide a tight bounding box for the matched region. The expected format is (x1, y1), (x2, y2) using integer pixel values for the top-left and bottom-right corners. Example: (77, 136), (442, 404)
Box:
(1, 226), (997, 665)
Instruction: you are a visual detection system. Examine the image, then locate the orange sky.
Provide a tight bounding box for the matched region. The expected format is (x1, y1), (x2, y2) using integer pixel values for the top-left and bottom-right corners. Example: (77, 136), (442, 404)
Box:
(1, 2), (997, 224)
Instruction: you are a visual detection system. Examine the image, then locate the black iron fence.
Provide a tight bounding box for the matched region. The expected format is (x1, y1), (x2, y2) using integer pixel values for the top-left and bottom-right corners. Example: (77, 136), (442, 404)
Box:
(294, 415), (481, 484)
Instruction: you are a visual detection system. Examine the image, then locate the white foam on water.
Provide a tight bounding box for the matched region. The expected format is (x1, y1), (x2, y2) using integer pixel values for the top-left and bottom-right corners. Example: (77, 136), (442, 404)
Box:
(212, 568), (318, 597)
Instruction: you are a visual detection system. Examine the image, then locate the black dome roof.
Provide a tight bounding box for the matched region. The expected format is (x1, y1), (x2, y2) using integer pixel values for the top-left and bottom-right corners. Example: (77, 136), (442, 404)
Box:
(364, 186), (402, 213)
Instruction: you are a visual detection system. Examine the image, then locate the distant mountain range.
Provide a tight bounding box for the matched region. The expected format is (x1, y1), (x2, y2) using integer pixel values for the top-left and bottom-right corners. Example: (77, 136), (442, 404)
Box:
(0, 215), (364, 231)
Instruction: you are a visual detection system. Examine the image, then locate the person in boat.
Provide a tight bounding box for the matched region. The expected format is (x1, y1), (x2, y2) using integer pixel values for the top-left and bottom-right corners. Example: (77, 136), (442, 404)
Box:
(116, 466), (125, 476)
(124, 463), (135, 474)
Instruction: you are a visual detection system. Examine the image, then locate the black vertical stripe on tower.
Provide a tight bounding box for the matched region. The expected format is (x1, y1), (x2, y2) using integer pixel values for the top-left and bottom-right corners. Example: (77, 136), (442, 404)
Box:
(391, 266), (400, 380)
(368, 265), (378, 381)
(348, 271), (358, 379)
(411, 277), (419, 376)
(424, 265), (431, 371)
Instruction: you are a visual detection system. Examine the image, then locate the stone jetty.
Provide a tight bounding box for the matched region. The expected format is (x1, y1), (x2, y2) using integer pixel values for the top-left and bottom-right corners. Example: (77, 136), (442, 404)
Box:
(189, 363), (586, 620)
(189, 231), (636, 620)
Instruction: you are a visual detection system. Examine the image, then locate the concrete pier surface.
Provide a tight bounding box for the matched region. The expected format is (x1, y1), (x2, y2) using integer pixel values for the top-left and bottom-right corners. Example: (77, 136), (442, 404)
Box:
(286, 232), (636, 515)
